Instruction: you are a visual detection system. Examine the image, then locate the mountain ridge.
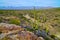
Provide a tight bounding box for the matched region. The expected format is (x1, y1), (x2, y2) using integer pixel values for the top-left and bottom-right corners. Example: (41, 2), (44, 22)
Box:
(0, 6), (56, 10)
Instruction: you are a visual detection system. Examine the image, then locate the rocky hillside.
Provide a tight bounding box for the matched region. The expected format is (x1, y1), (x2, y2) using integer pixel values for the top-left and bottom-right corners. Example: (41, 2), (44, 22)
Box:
(0, 23), (44, 40)
(0, 8), (60, 40)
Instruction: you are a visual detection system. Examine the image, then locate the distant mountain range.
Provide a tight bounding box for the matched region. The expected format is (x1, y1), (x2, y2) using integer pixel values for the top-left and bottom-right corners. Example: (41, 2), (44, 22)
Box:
(0, 6), (57, 10)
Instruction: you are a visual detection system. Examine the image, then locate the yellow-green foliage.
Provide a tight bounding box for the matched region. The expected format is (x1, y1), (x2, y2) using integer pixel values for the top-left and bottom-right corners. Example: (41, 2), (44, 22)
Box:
(9, 18), (20, 25)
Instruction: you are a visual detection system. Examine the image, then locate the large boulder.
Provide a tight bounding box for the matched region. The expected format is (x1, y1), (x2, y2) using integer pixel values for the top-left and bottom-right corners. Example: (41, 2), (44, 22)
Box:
(0, 23), (43, 40)
(37, 37), (44, 40)
(0, 23), (24, 33)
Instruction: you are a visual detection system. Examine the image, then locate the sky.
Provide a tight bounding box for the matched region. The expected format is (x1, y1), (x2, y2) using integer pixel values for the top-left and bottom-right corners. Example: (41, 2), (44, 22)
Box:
(0, 0), (60, 7)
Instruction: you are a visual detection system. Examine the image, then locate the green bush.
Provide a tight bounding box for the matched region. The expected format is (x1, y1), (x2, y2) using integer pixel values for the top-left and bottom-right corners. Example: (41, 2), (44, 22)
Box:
(0, 32), (2, 34)
(0, 18), (2, 22)
(9, 18), (20, 25)
(50, 35), (56, 39)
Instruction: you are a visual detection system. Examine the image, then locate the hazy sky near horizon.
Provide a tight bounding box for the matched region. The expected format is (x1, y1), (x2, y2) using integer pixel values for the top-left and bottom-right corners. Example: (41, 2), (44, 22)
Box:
(0, 0), (60, 7)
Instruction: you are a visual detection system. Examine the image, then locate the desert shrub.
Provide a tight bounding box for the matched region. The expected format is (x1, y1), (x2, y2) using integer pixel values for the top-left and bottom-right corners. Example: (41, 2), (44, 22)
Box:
(0, 18), (2, 22)
(45, 38), (52, 40)
(9, 18), (20, 25)
(50, 35), (56, 39)
(0, 11), (4, 14)
(26, 27), (34, 32)
(1, 36), (11, 40)
(0, 32), (2, 34)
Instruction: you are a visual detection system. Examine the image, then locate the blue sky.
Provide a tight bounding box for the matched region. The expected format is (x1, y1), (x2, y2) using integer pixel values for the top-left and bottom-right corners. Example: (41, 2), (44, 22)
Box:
(0, 0), (60, 7)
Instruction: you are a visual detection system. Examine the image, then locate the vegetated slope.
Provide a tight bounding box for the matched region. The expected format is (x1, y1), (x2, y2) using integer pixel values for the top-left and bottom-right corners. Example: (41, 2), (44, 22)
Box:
(0, 8), (60, 40)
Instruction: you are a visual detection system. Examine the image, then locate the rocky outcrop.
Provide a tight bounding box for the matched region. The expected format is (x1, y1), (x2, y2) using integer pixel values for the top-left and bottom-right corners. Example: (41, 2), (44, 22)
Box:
(37, 37), (44, 40)
(0, 23), (44, 40)
(0, 23), (24, 33)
